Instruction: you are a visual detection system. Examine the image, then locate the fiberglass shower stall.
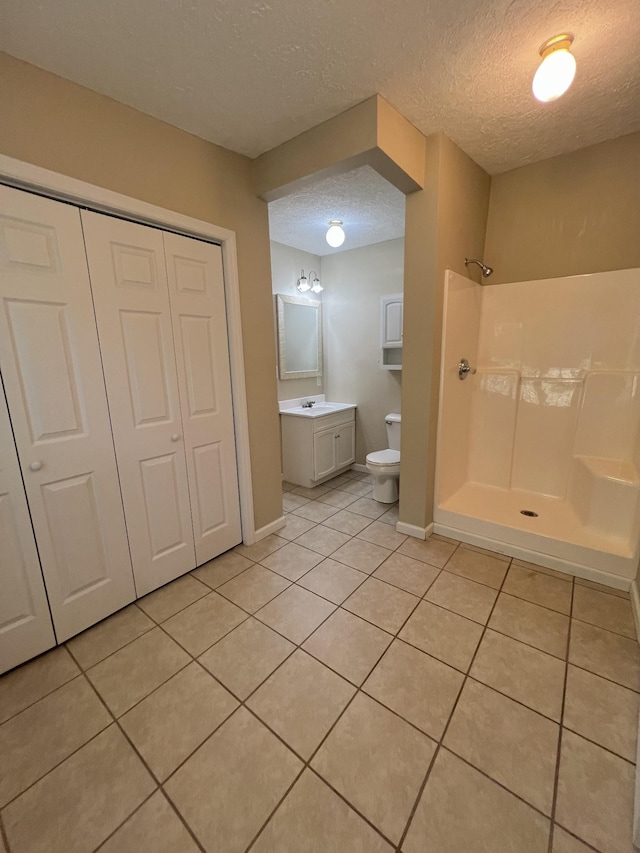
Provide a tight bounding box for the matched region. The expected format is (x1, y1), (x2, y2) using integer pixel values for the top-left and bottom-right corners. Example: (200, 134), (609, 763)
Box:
(434, 268), (640, 587)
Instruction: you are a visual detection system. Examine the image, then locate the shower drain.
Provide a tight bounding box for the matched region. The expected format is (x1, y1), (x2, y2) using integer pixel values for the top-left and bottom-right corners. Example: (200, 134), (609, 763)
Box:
(520, 509), (539, 517)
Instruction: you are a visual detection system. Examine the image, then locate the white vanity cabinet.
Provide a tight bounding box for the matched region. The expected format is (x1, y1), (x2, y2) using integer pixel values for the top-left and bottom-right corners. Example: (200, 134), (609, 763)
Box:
(380, 293), (403, 370)
(281, 407), (356, 488)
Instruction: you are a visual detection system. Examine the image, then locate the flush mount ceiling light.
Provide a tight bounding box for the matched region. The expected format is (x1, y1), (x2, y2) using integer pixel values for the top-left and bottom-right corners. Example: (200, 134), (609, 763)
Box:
(326, 220), (345, 248)
(532, 33), (577, 103)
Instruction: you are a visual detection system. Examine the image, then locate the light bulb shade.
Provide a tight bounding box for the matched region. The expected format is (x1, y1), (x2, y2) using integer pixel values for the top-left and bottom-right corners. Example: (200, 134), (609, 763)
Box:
(326, 220), (345, 248)
(310, 280), (323, 293)
(532, 44), (576, 102)
(296, 270), (310, 292)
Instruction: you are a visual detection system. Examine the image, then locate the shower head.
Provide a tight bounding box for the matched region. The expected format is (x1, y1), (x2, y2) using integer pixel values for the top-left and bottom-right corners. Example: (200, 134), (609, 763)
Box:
(465, 258), (493, 277)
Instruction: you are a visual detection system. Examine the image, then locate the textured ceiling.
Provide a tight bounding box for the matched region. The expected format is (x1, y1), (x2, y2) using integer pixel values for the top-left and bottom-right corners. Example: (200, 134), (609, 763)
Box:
(3, 0), (639, 253)
(268, 166), (405, 256)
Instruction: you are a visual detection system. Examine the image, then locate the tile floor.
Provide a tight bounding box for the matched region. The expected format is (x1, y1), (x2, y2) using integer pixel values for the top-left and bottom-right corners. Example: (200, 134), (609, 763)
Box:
(1, 469), (639, 853)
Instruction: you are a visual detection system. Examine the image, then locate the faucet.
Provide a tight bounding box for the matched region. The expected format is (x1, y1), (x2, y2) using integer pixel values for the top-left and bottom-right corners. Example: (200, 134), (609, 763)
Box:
(301, 400), (316, 408)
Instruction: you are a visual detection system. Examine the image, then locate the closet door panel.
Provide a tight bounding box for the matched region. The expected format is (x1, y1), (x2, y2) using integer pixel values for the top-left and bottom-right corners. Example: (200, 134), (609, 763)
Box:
(81, 212), (196, 595)
(164, 233), (242, 564)
(0, 378), (56, 673)
(0, 186), (136, 641)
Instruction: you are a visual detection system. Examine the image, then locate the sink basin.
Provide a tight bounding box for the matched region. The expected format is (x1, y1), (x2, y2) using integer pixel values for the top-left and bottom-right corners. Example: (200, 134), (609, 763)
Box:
(280, 402), (356, 418)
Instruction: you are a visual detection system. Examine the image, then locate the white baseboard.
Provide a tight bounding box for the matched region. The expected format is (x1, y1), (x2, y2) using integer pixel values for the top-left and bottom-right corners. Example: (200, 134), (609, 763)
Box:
(246, 515), (286, 545)
(396, 521), (434, 541)
(351, 463), (368, 474)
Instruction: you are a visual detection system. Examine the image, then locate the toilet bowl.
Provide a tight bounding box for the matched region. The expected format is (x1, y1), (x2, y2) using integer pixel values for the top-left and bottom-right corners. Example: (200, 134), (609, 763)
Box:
(366, 413), (401, 503)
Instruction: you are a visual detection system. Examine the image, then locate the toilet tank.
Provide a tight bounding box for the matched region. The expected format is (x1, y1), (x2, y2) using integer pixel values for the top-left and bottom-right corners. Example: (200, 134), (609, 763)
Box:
(385, 413), (401, 450)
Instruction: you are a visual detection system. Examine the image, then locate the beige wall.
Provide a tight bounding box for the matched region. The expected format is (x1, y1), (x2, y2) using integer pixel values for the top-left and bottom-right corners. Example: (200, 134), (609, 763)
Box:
(270, 241), (324, 401)
(0, 53), (282, 531)
(485, 132), (640, 284)
(400, 134), (491, 528)
(322, 239), (404, 462)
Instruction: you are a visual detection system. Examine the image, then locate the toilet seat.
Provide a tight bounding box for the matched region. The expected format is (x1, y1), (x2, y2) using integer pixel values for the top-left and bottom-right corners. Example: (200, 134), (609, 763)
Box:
(366, 449), (400, 466)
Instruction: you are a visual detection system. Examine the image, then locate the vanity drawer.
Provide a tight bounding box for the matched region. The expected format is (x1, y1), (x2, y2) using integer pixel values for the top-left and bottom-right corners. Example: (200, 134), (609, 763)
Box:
(311, 409), (355, 432)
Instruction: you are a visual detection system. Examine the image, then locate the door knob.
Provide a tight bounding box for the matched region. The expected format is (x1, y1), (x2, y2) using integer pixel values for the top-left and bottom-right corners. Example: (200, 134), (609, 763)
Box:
(29, 460), (43, 471)
(171, 434), (180, 442)
(458, 358), (477, 380)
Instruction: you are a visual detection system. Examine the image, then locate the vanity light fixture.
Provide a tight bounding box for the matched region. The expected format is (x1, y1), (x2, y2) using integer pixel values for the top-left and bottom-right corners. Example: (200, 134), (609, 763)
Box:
(296, 269), (310, 292)
(326, 220), (345, 248)
(532, 33), (577, 102)
(296, 269), (322, 294)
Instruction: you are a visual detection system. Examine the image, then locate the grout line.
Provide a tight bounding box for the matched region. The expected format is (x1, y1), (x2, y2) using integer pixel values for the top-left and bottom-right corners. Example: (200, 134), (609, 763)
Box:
(0, 812), (10, 853)
(395, 556), (513, 851)
(547, 576), (574, 853)
(570, 613), (637, 641)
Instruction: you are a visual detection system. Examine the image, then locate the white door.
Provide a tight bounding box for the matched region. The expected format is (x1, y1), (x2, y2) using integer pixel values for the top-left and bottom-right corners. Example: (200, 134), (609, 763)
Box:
(0, 186), (135, 641)
(164, 233), (242, 564)
(82, 212), (196, 595)
(0, 377), (56, 673)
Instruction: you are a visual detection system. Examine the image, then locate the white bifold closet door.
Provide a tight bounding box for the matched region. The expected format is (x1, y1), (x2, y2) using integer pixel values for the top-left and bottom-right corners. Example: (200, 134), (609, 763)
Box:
(0, 186), (136, 642)
(0, 377), (55, 673)
(82, 212), (241, 595)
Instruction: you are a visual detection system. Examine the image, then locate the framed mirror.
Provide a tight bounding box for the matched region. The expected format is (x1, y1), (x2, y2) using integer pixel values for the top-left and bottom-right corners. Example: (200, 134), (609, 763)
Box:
(276, 293), (323, 380)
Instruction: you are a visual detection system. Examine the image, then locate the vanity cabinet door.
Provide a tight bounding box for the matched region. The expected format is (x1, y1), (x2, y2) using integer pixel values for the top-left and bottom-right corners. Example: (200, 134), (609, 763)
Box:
(313, 427), (337, 480)
(335, 420), (356, 469)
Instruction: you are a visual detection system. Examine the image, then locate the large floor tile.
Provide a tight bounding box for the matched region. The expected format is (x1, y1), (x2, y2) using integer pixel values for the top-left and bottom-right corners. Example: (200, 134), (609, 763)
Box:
(357, 520), (407, 550)
(377, 504), (400, 526)
(574, 577), (629, 599)
(302, 608), (392, 685)
(322, 509), (373, 535)
(255, 585), (335, 644)
(552, 826), (596, 853)
(444, 679), (559, 814)
(235, 534), (288, 562)
(252, 769), (393, 853)
(316, 488), (360, 509)
(0, 646), (79, 724)
(489, 593), (569, 658)
(556, 729), (635, 853)
(339, 480), (373, 497)
(292, 525), (351, 557)
(86, 628), (190, 717)
(373, 552), (440, 596)
(297, 558), (367, 604)
(137, 575), (210, 623)
(199, 618), (295, 700)
(260, 542), (324, 581)
(292, 501), (340, 523)
(425, 572), (497, 625)
(572, 585), (636, 638)
(569, 619), (640, 690)
(247, 650), (355, 758)
(502, 564), (572, 614)
(403, 748), (550, 853)
(397, 535), (457, 568)
(331, 539), (392, 574)
(346, 497), (388, 519)
(292, 484), (332, 499)
(282, 493), (311, 512)
(162, 592), (247, 656)
(563, 664), (638, 761)
(399, 600), (483, 672)
(165, 707), (302, 853)
(312, 693), (436, 844)
(276, 514), (317, 540)
(470, 629), (566, 720)
(2, 725), (155, 853)
(98, 791), (200, 853)
(444, 547), (509, 589)
(512, 559), (572, 582)
(364, 640), (463, 739)
(0, 676), (111, 807)
(67, 605), (153, 670)
(217, 565), (290, 613)
(191, 550), (253, 589)
(120, 663), (238, 780)
(343, 577), (420, 634)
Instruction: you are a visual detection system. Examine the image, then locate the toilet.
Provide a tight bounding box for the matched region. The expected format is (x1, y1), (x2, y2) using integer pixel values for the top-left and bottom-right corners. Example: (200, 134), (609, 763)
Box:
(366, 413), (401, 503)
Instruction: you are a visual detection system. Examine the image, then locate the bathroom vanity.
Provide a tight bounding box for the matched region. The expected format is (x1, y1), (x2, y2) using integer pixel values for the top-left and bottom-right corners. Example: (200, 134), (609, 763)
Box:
(279, 398), (357, 488)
